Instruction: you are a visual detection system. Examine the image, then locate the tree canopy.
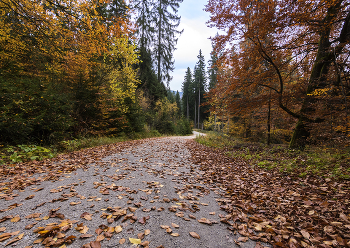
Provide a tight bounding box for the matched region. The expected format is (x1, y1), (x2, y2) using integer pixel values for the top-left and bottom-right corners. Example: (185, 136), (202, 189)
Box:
(205, 0), (350, 148)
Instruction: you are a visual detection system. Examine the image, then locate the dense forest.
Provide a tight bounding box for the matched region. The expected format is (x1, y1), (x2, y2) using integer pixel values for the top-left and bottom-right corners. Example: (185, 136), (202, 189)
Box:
(1, 0), (350, 152)
(203, 0), (350, 150)
(0, 0), (190, 148)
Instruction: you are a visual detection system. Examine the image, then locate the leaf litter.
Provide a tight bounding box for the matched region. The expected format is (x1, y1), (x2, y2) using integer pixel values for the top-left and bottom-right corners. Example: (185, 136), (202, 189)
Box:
(186, 139), (350, 247)
(3, 136), (344, 247)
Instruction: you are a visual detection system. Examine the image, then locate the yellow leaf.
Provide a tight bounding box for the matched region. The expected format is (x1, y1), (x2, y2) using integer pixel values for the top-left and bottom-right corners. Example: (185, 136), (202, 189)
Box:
(129, 238), (141, 244)
(11, 216), (20, 222)
(115, 225), (122, 233)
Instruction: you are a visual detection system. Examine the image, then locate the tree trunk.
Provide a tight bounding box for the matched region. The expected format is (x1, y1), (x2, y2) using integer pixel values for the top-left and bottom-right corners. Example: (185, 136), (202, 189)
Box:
(194, 99), (197, 127)
(267, 91), (271, 146)
(198, 87), (200, 129)
(157, 0), (162, 83)
(227, 117), (230, 134)
(290, 2), (347, 149)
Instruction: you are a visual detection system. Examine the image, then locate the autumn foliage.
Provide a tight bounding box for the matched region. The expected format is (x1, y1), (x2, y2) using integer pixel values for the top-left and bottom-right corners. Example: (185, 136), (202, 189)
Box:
(205, 0), (350, 148)
(0, 0), (140, 144)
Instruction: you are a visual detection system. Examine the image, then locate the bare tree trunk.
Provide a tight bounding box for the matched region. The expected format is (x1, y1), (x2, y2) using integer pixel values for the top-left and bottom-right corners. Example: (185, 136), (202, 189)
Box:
(157, 0), (162, 83)
(194, 100), (197, 128)
(198, 88), (200, 129)
(267, 90), (271, 146)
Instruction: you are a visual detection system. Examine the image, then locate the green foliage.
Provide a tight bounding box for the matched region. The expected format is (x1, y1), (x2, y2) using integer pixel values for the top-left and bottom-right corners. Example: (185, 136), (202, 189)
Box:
(175, 118), (192, 135)
(196, 132), (350, 180)
(0, 145), (56, 165)
(153, 98), (178, 134)
(154, 0), (183, 86)
(0, 0), (145, 146)
(182, 67), (192, 119)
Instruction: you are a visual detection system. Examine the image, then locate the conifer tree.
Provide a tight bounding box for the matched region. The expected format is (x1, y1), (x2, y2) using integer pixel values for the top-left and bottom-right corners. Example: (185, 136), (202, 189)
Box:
(133, 0), (167, 103)
(154, 0), (183, 87)
(175, 90), (181, 116)
(208, 49), (218, 91)
(193, 50), (207, 128)
(182, 67), (193, 120)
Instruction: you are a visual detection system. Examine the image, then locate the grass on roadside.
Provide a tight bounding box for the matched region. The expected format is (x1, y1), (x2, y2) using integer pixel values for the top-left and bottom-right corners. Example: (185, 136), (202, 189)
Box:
(0, 130), (162, 165)
(195, 132), (350, 180)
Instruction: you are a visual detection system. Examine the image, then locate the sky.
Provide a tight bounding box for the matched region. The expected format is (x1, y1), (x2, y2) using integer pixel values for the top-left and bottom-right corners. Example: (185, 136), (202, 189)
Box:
(170, 0), (218, 92)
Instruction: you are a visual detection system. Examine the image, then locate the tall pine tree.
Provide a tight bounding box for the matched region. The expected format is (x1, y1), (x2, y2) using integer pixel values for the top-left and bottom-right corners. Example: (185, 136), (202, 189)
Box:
(193, 50), (207, 128)
(154, 0), (183, 88)
(208, 48), (218, 91)
(133, 0), (166, 103)
(182, 67), (192, 120)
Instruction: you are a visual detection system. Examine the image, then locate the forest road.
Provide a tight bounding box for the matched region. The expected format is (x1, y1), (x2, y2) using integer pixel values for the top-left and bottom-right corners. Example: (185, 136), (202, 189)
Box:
(0, 134), (269, 248)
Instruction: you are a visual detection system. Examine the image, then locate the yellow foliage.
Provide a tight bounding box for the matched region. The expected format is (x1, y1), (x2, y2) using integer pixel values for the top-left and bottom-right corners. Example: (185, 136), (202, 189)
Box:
(307, 88), (331, 96)
(155, 99), (178, 120)
(104, 36), (140, 113)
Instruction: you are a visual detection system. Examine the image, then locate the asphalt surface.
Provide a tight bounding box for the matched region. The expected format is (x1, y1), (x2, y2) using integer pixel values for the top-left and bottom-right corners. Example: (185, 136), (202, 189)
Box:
(0, 133), (267, 248)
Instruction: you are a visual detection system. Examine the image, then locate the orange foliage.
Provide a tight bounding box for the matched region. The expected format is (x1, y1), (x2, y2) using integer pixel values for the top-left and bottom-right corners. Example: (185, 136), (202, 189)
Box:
(205, 0), (350, 145)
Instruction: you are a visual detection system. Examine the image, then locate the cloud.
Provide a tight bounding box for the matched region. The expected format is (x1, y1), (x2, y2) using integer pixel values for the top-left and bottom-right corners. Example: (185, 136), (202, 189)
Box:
(170, 1), (218, 92)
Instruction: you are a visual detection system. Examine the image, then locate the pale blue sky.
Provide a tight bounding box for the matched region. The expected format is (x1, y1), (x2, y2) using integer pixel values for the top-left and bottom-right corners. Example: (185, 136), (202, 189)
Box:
(170, 0), (217, 92)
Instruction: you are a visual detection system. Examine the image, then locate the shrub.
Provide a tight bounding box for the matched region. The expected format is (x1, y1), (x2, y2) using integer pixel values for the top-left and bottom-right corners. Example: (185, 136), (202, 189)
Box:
(0, 145), (56, 164)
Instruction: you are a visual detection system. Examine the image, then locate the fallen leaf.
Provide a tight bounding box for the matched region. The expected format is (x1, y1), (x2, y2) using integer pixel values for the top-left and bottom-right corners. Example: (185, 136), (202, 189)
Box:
(115, 225), (123, 233)
(57, 232), (66, 238)
(96, 234), (104, 241)
(253, 223), (263, 231)
(80, 234), (93, 239)
(300, 229), (310, 240)
(5, 233), (24, 246)
(128, 207), (137, 212)
(238, 236), (248, 242)
(141, 241), (150, 246)
(198, 217), (212, 225)
(119, 238), (126, 244)
(80, 212), (92, 221)
(189, 232), (200, 239)
(11, 215), (20, 222)
(90, 241), (101, 248)
(80, 226), (89, 234)
(137, 232), (144, 239)
(171, 233), (180, 237)
(129, 237), (141, 244)
(171, 223), (179, 228)
(144, 229), (150, 235)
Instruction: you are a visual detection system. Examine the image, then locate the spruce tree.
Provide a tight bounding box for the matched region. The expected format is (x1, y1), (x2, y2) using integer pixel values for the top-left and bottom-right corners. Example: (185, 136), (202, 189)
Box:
(182, 67), (192, 120)
(133, 0), (167, 103)
(193, 50), (206, 128)
(154, 0), (183, 87)
(175, 90), (181, 116)
(208, 49), (218, 91)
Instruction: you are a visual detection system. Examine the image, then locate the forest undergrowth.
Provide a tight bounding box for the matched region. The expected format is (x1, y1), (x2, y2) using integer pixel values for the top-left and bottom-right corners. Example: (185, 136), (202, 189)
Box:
(195, 131), (350, 181)
(188, 135), (350, 247)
